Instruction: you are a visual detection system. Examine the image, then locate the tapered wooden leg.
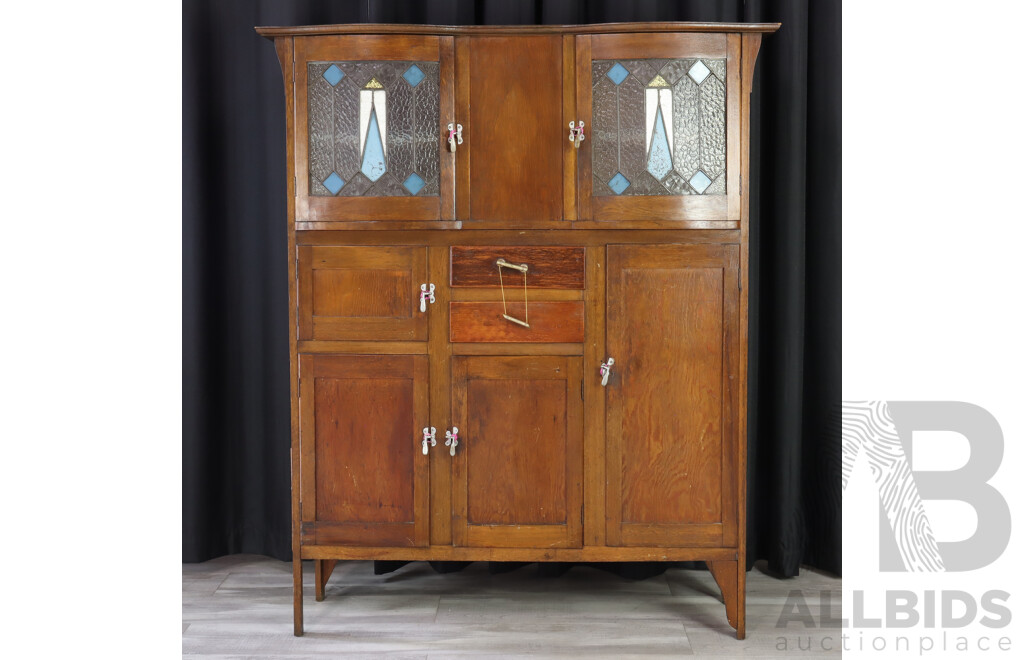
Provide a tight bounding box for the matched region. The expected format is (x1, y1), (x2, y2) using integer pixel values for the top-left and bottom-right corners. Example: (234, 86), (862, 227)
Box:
(293, 556), (304, 636)
(315, 559), (337, 601)
(708, 559), (745, 639)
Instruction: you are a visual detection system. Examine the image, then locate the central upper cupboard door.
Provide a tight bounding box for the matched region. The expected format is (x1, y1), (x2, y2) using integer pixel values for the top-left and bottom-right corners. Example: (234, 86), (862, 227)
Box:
(294, 36), (455, 225)
(455, 36), (575, 225)
(576, 34), (740, 227)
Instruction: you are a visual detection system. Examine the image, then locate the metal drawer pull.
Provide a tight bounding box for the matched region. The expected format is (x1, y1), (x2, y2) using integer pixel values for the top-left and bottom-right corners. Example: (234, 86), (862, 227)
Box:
(421, 427), (436, 455)
(496, 259), (530, 328)
(568, 120), (585, 148)
(600, 357), (615, 386)
(445, 427), (459, 456)
(447, 123), (463, 152)
(419, 283), (435, 313)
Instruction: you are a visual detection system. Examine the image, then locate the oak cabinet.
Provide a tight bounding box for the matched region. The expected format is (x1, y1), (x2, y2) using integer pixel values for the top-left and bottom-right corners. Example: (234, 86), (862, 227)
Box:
(260, 20), (778, 641)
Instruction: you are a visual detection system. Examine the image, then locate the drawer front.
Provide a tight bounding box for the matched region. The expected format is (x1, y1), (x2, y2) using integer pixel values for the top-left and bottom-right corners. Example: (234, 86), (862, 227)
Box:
(450, 246), (585, 289)
(298, 246), (428, 341)
(450, 301), (584, 343)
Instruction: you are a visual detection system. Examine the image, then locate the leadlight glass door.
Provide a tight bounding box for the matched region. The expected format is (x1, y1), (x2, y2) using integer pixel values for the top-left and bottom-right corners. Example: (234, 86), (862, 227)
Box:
(294, 36), (455, 225)
(576, 34), (741, 227)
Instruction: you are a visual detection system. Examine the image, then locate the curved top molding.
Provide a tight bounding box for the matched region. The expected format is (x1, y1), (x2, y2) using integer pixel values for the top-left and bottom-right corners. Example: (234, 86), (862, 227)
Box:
(255, 22), (782, 40)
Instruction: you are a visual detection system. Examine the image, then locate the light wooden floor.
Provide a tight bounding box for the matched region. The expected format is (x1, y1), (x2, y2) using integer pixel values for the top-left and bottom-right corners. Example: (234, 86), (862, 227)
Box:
(183, 555), (841, 658)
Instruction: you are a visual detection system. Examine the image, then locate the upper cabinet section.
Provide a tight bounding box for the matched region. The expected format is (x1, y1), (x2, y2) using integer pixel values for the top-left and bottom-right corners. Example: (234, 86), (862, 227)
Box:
(576, 34), (740, 227)
(260, 25), (777, 228)
(293, 36), (455, 225)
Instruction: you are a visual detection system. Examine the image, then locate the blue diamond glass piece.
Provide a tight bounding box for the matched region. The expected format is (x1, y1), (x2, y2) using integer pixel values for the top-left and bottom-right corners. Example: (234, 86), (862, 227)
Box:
(687, 60), (711, 84)
(322, 64), (344, 86)
(646, 106), (673, 181)
(402, 64), (425, 87)
(322, 172), (345, 195)
(606, 62), (629, 85)
(360, 108), (387, 182)
(403, 172), (425, 195)
(689, 170), (713, 194)
(608, 172), (631, 195)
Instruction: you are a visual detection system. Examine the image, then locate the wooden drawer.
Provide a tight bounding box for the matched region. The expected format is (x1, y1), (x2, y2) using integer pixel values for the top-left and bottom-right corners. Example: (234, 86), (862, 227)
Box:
(450, 246), (585, 289)
(450, 301), (584, 343)
(298, 246), (428, 341)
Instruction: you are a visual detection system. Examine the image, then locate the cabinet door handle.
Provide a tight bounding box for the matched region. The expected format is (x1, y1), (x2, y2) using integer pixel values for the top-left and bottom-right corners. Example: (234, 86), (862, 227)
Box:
(568, 120), (585, 148)
(421, 427), (437, 455)
(445, 427), (459, 456)
(447, 123), (463, 152)
(419, 283), (435, 313)
(600, 357), (615, 386)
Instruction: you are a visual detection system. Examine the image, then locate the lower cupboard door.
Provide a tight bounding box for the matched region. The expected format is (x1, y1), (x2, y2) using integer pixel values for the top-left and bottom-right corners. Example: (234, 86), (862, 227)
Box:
(298, 354), (430, 547)
(605, 244), (741, 548)
(451, 356), (583, 548)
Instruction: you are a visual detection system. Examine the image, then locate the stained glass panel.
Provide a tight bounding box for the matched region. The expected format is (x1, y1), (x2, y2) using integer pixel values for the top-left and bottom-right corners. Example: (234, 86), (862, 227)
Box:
(592, 58), (726, 196)
(307, 61), (440, 197)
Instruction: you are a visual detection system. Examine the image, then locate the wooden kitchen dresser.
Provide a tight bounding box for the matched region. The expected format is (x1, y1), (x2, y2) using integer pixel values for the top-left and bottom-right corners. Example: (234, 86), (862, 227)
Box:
(256, 21), (779, 639)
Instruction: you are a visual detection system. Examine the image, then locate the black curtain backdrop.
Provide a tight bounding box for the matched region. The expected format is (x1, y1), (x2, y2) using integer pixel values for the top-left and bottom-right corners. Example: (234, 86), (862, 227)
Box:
(183, 0), (841, 578)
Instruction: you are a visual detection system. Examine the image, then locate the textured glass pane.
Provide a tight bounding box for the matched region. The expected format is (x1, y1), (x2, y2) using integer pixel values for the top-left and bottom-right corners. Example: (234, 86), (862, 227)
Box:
(307, 61), (440, 197)
(698, 73), (726, 181)
(592, 58), (727, 196)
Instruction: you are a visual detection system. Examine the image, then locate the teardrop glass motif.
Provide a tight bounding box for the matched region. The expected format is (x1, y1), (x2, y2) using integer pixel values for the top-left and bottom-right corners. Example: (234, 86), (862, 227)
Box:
(361, 107), (387, 182)
(646, 105), (673, 181)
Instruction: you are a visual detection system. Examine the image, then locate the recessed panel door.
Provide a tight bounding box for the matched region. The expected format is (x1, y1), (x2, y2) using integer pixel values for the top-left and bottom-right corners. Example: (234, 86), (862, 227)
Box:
(451, 356), (583, 548)
(297, 245), (429, 341)
(456, 36), (572, 224)
(605, 244), (740, 547)
(299, 354), (430, 547)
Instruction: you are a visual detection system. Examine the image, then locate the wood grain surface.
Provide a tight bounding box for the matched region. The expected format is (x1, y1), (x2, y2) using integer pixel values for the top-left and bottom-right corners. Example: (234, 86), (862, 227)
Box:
(450, 301), (584, 343)
(450, 246), (585, 288)
(466, 36), (564, 222)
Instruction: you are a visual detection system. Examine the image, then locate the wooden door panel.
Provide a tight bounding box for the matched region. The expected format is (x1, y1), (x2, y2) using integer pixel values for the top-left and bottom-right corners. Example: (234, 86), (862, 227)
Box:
(293, 35), (455, 225)
(299, 354), (429, 547)
(458, 36), (566, 224)
(452, 356), (583, 548)
(298, 246), (428, 341)
(575, 34), (741, 227)
(606, 245), (739, 547)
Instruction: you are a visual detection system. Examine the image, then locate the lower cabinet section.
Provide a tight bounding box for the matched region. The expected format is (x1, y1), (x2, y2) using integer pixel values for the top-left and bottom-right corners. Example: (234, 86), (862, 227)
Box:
(451, 356), (583, 548)
(298, 354), (431, 547)
(292, 241), (744, 637)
